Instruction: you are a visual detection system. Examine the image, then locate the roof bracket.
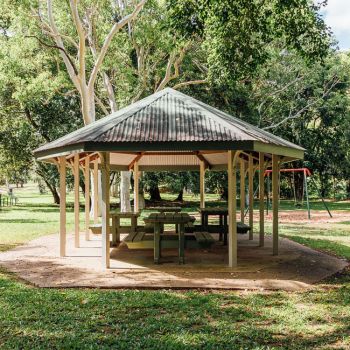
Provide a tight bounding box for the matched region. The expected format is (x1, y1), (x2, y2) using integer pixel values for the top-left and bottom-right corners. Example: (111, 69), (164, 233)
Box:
(195, 152), (211, 170)
(128, 152), (144, 170)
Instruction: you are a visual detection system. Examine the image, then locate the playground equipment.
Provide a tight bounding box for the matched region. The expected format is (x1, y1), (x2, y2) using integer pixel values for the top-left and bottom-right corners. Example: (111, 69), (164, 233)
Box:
(265, 168), (332, 219)
(244, 167), (332, 219)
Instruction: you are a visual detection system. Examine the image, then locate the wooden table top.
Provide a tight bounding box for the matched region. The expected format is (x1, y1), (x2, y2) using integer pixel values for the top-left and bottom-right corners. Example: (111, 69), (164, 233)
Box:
(110, 211), (140, 218)
(144, 212), (192, 224)
(198, 207), (228, 215)
(148, 206), (182, 213)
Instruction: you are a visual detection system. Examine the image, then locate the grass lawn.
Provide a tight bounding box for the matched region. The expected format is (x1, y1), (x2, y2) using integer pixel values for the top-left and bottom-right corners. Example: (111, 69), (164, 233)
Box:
(1, 184), (350, 349)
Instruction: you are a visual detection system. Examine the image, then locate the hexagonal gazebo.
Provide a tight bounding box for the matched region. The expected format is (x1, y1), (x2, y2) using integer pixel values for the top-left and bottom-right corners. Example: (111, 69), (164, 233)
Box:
(34, 88), (305, 269)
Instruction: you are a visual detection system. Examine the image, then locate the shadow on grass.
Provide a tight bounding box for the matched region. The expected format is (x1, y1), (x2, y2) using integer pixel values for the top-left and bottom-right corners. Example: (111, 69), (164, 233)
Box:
(0, 219), (54, 224)
(286, 235), (350, 260)
(281, 226), (350, 237)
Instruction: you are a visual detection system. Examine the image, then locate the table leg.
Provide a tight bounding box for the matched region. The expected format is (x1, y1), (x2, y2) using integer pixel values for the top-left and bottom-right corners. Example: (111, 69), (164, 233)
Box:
(111, 216), (117, 247)
(219, 214), (223, 242)
(154, 222), (161, 264)
(116, 217), (121, 243)
(179, 223), (185, 264)
(223, 214), (228, 246)
(131, 216), (137, 234)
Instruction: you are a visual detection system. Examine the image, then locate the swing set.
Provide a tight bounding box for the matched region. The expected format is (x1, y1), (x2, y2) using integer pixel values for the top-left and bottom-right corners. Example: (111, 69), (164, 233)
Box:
(265, 167), (332, 219)
(245, 167), (332, 219)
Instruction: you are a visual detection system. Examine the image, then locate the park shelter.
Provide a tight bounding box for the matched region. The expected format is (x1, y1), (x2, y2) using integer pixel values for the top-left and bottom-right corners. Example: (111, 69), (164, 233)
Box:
(34, 88), (305, 269)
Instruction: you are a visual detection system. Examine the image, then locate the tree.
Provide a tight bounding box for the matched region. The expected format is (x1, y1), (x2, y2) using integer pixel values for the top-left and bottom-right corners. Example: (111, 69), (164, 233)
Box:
(0, 6), (85, 202)
(245, 50), (350, 198)
(167, 0), (331, 87)
(29, 0), (146, 212)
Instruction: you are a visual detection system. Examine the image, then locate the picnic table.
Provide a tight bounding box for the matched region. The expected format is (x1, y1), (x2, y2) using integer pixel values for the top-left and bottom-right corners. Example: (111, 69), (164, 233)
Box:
(144, 212), (193, 264)
(148, 206), (182, 213)
(199, 207), (228, 245)
(110, 211), (140, 246)
(199, 208), (251, 244)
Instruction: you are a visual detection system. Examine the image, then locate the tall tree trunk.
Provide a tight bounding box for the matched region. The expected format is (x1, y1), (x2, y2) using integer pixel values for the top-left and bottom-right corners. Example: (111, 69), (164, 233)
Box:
(79, 177), (85, 197)
(40, 175), (60, 204)
(120, 171), (131, 211)
(149, 184), (162, 201)
(220, 187), (228, 201)
(176, 188), (184, 202)
(35, 168), (60, 204)
(293, 173), (304, 202)
(347, 180), (350, 199)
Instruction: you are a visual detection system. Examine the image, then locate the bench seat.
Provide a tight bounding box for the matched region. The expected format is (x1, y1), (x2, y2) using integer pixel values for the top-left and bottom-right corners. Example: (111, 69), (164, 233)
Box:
(89, 224), (113, 235)
(194, 232), (215, 248)
(123, 231), (214, 250)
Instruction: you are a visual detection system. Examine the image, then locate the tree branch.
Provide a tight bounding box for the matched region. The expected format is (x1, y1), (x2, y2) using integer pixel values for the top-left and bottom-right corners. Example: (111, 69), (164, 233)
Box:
(88, 0), (147, 91)
(156, 45), (188, 92)
(46, 0), (81, 91)
(86, 9), (118, 112)
(24, 107), (51, 142)
(69, 0), (86, 81)
(95, 94), (109, 116)
(263, 76), (340, 130)
(26, 35), (78, 75)
(172, 79), (206, 90)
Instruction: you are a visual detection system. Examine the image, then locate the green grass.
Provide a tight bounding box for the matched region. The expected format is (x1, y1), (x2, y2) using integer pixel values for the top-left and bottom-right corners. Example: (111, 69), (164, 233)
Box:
(279, 223), (350, 260)
(0, 266), (350, 349)
(0, 184), (86, 251)
(1, 184), (350, 349)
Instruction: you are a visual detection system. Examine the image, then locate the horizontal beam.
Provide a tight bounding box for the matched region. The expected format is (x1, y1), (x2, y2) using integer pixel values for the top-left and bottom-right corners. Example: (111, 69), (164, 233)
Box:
(35, 141), (304, 164)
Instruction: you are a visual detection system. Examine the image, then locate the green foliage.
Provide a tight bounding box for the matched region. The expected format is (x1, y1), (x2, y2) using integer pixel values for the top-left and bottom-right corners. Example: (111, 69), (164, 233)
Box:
(252, 51), (350, 197)
(167, 0), (331, 86)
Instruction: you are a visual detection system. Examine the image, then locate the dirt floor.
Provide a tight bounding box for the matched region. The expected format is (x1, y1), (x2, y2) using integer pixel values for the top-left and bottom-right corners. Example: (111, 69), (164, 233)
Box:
(0, 231), (347, 292)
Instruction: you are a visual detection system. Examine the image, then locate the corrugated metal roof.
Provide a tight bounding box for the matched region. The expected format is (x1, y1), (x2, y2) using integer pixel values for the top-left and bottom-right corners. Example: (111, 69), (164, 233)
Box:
(34, 88), (304, 157)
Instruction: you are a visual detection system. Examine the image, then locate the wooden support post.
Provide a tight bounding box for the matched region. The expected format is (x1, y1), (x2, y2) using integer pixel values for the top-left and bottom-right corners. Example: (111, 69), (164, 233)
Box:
(248, 154), (254, 240)
(200, 160), (205, 209)
(259, 153), (265, 247)
(59, 156), (66, 257)
(73, 154), (80, 248)
(272, 154), (280, 255)
(100, 152), (110, 268)
(93, 160), (99, 223)
(134, 161), (139, 213)
(266, 174), (270, 215)
(240, 159), (245, 223)
(85, 156), (90, 241)
(228, 150), (238, 267)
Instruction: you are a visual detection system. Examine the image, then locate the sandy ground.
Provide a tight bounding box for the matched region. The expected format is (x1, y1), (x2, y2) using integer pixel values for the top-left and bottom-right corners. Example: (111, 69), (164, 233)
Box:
(0, 232), (347, 292)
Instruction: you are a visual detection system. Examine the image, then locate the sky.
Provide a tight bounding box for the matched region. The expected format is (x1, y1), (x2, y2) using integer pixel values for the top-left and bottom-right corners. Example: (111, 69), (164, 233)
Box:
(320, 0), (350, 50)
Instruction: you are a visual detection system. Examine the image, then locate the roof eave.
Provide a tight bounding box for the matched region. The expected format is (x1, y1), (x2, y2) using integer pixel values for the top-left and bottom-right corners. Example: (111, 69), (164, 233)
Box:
(253, 141), (304, 160)
(34, 143), (85, 161)
(34, 140), (304, 163)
